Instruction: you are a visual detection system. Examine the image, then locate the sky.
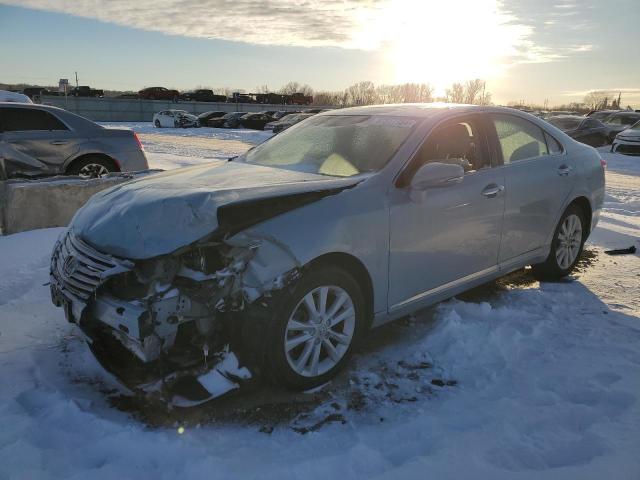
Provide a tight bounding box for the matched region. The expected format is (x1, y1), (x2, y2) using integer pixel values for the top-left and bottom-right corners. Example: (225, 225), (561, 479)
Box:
(0, 0), (638, 107)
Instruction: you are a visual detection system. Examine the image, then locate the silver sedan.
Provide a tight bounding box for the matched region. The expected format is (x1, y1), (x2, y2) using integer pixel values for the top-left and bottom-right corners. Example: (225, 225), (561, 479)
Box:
(0, 102), (148, 179)
(50, 104), (604, 403)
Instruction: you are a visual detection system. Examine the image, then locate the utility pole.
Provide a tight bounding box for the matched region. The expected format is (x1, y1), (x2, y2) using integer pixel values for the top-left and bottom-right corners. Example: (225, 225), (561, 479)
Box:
(75, 72), (79, 88)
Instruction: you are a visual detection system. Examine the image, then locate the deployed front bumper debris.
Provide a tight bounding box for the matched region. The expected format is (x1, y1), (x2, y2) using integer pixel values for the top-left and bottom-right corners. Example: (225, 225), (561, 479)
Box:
(50, 229), (299, 404)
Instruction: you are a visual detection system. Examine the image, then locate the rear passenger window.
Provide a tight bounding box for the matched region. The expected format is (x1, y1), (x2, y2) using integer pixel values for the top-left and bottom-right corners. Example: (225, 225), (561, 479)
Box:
(544, 132), (563, 155)
(492, 114), (548, 163)
(0, 108), (68, 132)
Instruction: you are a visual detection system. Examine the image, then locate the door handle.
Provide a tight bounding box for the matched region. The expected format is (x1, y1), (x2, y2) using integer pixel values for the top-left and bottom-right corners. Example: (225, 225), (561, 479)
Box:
(50, 140), (69, 145)
(482, 184), (504, 198)
(557, 165), (573, 176)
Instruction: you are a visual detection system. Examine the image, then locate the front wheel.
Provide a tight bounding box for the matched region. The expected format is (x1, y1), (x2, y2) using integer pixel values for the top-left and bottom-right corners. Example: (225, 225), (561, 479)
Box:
(265, 265), (366, 390)
(154, 119), (161, 128)
(533, 204), (586, 279)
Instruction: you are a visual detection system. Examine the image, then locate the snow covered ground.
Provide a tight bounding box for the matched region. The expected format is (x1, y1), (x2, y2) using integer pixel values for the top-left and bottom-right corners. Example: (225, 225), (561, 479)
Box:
(0, 132), (639, 479)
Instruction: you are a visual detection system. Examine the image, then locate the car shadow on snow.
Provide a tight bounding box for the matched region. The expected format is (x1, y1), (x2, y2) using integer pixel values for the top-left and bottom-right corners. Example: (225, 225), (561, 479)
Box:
(77, 248), (611, 434)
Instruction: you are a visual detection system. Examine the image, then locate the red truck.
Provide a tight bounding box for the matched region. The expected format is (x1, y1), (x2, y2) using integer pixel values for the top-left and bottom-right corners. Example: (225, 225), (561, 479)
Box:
(288, 92), (313, 105)
(138, 87), (180, 102)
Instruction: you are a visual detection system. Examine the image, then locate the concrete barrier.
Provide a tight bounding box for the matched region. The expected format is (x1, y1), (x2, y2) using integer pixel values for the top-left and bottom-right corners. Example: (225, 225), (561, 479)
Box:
(0, 171), (160, 235)
(39, 96), (334, 122)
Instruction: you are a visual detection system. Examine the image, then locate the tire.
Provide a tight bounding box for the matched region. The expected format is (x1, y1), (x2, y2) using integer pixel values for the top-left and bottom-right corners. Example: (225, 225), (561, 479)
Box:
(154, 119), (161, 128)
(67, 156), (118, 179)
(264, 265), (366, 390)
(532, 204), (587, 279)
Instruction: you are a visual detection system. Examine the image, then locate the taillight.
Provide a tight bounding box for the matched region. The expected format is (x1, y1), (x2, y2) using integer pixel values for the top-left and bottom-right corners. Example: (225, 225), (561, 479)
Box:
(133, 132), (144, 151)
(600, 158), (607, 169)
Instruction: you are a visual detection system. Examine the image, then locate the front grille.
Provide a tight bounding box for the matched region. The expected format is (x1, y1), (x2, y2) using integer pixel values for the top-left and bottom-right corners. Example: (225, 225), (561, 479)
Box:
(52, 231), (131, 301)
(616, 143), (640, 155)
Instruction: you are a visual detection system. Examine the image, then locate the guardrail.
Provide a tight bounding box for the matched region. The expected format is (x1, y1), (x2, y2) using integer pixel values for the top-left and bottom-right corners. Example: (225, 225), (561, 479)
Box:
(39, 96), (334, 122)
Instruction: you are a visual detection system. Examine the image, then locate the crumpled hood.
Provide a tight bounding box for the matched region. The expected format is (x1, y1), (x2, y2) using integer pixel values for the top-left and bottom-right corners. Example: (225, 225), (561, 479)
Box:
(71, 161), (362, 259)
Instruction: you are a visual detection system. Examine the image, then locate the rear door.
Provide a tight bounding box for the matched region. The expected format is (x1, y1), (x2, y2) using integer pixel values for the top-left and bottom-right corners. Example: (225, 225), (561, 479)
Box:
(488, 113), (575, 263)
(0, 107), (79, 176)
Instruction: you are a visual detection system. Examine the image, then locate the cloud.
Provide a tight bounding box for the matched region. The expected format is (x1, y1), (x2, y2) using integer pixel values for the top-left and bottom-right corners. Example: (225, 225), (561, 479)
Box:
(2, 0), (388, 49)
(562, 87), (640, 97)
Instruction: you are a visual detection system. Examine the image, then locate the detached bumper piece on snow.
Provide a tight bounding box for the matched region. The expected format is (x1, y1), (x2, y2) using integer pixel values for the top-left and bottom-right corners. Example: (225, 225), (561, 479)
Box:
(50, 230), (298, 405)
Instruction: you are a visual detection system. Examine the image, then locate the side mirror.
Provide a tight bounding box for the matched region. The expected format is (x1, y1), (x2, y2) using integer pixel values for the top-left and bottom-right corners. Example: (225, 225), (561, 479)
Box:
(410, 162), (464, 189)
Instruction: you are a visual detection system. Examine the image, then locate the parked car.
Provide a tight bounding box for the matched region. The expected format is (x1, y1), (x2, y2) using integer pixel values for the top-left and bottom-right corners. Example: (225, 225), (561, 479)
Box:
(611, 120), (640, 155)
(585, 109), (619, 121)
(546, 115), (610, 147)
(181, 90), (227, 102)
(70, 86), (104, 98)
(153, 110), (199, 128)
(198, 110), (227, 125)
(240, 112), (273, 130)
(0, 90), (33, 104)
(139, 87), (180, 102)
(229, 93), (255, 104)
(48, 104), (604, 403)
(0, 102), (147, 179)
(208, 111), (246, 128)
(269, 113), (315, 133)
(603, 112), (640, 141)
(22, 87), (47, 100)
(273, 110), (296, 120)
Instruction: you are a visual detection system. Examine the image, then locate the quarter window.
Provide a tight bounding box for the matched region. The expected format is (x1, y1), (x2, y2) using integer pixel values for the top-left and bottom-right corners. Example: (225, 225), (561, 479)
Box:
(544, 132), (563, 155)
(0, 108), (68, 132)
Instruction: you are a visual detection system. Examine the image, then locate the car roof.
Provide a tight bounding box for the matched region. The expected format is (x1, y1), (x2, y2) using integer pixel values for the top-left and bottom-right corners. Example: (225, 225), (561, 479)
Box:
(549, 114), (584, 120)
(317, 103), (487, 118)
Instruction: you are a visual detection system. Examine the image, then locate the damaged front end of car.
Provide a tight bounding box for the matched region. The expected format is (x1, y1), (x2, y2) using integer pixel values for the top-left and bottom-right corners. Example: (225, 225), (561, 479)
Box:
(50, 224), (301, 406)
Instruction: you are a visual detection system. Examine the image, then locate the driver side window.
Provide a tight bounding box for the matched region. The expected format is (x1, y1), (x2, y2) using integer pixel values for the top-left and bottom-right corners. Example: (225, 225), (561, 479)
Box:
(400, 116), (490, 185)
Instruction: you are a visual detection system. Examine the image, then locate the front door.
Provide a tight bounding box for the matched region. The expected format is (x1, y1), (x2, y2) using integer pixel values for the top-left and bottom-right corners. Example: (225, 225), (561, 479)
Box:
(388, 114), (505, 310)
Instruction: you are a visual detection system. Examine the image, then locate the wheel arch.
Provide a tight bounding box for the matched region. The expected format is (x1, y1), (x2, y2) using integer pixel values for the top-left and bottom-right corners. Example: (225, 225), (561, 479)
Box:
(568, 195), (593, 234)
(306, 252), (375, 329)
(65, 153), (121, 174)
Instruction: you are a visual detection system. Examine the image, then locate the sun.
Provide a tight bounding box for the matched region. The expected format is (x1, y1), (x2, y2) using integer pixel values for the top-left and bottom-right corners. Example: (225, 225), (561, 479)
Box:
(354, 0), (531, 95)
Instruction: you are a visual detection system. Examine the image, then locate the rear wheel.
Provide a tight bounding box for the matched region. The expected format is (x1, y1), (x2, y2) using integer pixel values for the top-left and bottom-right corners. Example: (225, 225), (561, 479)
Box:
(265, 265), (366, 390)
(154, 119), (161, 128)
(533, 204), (586, 279)
(67, 156), (118, 179)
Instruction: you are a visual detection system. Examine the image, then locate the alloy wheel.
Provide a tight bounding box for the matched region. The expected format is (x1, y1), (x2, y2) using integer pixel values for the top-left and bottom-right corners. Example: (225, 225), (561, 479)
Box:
(555, 213), (582, 269)
(78, 163), (110, 179)
(284, 285), (356, 378)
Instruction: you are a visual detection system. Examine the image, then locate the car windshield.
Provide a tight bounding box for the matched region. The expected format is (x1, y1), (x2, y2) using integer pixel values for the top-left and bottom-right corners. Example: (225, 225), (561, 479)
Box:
(608, 115), (640, 126)
(173, 110), (189, 115)
(548, 117), (582, 130)
(244, 115), (417, 177)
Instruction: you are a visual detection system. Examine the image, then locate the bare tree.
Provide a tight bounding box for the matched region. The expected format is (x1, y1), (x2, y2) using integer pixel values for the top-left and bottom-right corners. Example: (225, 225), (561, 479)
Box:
(255, 84), (270, 94)
(344, 81), (377, 106)
(279, 81), (314, 96)
(464, 79), (485, 104)
(445, 83), (465, 103)
(584, 91), (609, 110)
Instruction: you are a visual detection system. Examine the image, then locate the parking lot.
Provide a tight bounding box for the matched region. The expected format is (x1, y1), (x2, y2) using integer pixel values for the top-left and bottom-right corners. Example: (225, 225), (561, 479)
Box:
(1, 123), (639, 479)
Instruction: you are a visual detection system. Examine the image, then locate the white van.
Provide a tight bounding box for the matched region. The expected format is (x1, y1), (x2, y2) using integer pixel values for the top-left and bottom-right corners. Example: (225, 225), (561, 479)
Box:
(0, 90), (33, 104)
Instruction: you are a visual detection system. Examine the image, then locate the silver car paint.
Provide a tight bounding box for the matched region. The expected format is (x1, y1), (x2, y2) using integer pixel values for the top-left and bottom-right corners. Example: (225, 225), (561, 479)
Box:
(59, 104), (604, 333)
(0, 102), (148, 177)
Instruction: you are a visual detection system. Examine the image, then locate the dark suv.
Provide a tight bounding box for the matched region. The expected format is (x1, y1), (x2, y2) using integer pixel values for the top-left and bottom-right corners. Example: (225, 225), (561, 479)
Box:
(181, 89), (227, 102)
